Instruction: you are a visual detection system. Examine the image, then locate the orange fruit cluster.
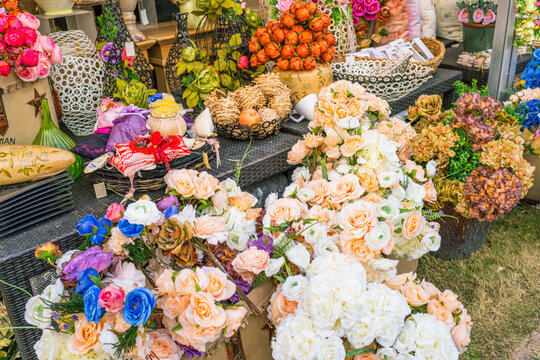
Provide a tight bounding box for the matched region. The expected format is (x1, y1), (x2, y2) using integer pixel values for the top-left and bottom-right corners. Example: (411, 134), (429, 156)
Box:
(248, 1), (336, 71)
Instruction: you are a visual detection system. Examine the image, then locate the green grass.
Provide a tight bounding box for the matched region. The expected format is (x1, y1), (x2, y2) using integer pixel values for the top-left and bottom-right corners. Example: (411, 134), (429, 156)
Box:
(418, 204), (540, 360)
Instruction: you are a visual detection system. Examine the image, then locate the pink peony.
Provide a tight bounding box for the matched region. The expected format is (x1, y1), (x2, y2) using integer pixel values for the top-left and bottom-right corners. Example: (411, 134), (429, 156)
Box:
(0, 39), (6, 51)
(19, 48), (39, 67)
(0, 60), (11, 76)
(4, 28), (24, 47)
(16, 13), (40, 30)
(37, 54), (51, 78)
(105, 203), (125, 222)
(50, 44), (62, 64)
(16, 64), (39, 82)
(0, 14), (8, 30)
(98, 285), (125, 313)
(6, 16), (22, 30)
(482, 9), (496, 25)
(458, 8), (469, 23)
(238, 55), (249, 69)
(472, 8), (484, 23)
(38, 35), (55, 53)
(22, 27), (37, 47)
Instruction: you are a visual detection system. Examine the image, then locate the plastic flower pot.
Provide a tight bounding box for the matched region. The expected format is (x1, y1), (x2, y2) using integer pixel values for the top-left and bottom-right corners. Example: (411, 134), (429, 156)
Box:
(433, 206), (492, 260)
(463, 23), (495, 53)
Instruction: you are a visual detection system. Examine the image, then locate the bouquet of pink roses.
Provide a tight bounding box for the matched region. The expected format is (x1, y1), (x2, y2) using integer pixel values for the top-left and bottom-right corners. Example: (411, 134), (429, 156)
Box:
(456, 0), (497, 25)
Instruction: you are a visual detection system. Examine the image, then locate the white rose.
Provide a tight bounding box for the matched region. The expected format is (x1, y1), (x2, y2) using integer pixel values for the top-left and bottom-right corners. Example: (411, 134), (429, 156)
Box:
(328, 171), (342, 182)
(99, 325), (119, 356)
(224, 207), (247, 231)
(123, 199), (162, 226)
(41, 279), (64, 303)
(421, 231), (441, 252)
(376, 199), (399, 219)
(226, 230), (250, 251)
(25, 295), (51, 329)
(378, 171), (398, 188)
(265, 257), (285, 277)
(405, 181), (426, 205)
(282, 275), (308, 302)
(316, 336), (346, 360)
(378, 142), (400, 162)
(292, 166), (311, 183)
(34, 330), (64, 360)
(374, 312), (405, 347)
(283, 183), (300, 198)
(55, 249), (78, 273)
(347, 318), (375, 348)
(365, 258), (398, 283)
(307, 294), (342, 331)
(297, 187), (315, 203)
(365, 222), (392, 251)
(171, 204), (196, 225)
(222, 178), (240, 197)
(285, 243), (311, 271)
(338, 115), (360, 129)
(303, 222), (328, 244)
(336, 164), (353, 175)
(313, 239), (340, 257)
(265, 192), (278, 210)
(426, 160), (437, 178)
(391, 186), (406, 201)
(376, 347), (398, 360)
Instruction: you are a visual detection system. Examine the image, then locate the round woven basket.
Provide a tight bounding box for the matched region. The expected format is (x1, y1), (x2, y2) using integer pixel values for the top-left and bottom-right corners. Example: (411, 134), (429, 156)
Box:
(533, 40), (540, 50)
(433, 206), (492, 260)
(215, 116), (287, 141)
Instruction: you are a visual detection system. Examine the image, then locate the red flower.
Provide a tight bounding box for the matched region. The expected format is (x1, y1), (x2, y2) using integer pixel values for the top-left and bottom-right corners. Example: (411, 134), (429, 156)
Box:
(4, 28), (23, 47)
(238, 55), (249, 69)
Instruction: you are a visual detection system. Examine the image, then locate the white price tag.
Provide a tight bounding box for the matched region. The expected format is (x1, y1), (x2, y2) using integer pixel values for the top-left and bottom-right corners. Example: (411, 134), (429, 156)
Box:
(125, 41), (135, 57)
(140, 9), (149, 25)
(93, 182), (108, 199)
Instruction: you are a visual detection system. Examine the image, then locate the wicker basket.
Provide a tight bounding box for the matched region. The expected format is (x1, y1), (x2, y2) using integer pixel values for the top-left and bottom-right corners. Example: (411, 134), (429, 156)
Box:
(533, 40), (540, 50)
(215, 115), (287, 141)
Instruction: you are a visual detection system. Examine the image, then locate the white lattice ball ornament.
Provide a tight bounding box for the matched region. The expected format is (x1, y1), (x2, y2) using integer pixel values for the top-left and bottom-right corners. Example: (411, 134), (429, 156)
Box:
(49, 30), (106, 136)
(318, 1), (357, 54)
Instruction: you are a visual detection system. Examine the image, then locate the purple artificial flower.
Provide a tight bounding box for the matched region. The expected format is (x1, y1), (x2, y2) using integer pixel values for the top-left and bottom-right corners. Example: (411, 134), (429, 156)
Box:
(472, 8), (484, 23)
(157, 195), (179, 212)
(458, 9), (470, 23)
(230, 278), (251, 304)
(247, 235), (274, 254)
(61, 246), (114, 283)
(178, 344), (205, 359)
(100, 42), (122, 65)
(105, 105), (150, 152)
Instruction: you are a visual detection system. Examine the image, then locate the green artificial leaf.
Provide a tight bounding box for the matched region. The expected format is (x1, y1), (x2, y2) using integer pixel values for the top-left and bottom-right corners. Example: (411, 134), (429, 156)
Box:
(217, 49), (228, 60)
(229, 33), (242, 47)
(228, 60), (237, 72)
(221, 73), (232, 87)
(183, 88), (192, 99)
(186, 93), (200, 108)
(176, 61), (188, 75)
(346, 348), (376, 357)
(231, 51), (241, 61)
(215, 59), (229, 72)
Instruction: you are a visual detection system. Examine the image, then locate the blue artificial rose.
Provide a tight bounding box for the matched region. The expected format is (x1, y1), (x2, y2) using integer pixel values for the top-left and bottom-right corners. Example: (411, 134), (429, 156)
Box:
(90, 217), (112, 245)
(533, 49), (540, 62)
(163, 205), (179, 219)
(522, 99), (540, 129)
(76, 268), (99, 296)
(148, 93), (164, 105)
(76, 214), (99, 235)
(122, 287), (156, 327)
(118, 218), (144, 237)
(84, 285), (105, 323)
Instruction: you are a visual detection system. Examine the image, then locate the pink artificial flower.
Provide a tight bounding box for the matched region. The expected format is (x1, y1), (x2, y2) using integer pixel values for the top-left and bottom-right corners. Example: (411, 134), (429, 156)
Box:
(98, 285), (125, 313)
(365, 0), (380, 14)
(472, 8), (484, 23)
(458, 8), (470, 23)
(16, 13), (40, 30)
(4, 28), (24, 47)
(0, 60), (11, 77)
(105, 203), (125, 222)
(22, 27), (37, 47)
(0, 39), (6, 51)
(19, 48), (39, 67)
(0, 14), (8, 30)
(38, 35), (55, 53)
(277, 0), (295, 12)
(238, 55), (249, 69)
(482, 9), (496, 25)
(16, 64), (39, 82)
(6, 16), (22, 30)
(534, 19), (540, 26)
(121, 48), (134, 67)
(50, 44), (62, 64)
(37, 54), (51, 78)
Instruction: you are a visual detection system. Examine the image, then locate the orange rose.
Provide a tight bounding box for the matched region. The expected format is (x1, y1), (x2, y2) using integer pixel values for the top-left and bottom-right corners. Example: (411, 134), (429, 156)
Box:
(290, 56), (304, 71)
(337, 201), (376, 232)
(159, 294), (190, 319)
(224, 307), (248, 337)
(423, 179), (437, 203)
(296, 43), (310, 58)
(265, 42), (281, 59)
(164, 169), (197, 197)
(147, 330), (181, 360)
(202, 266), (236, 301)
(229, 191), (258, 211)
(303, 133), (323, 149)
(329, 174), (364, 204)
(193, 215), (227, 244)
(439, 289), (461, 313)
(357, 168), (379, 192)
(334, 103), (351, 120)
(307, 205), (335, 227)
(281, 44), (295, 59)
(174, 268), (210, 295)
(185, 292), (227, 328)
(232, 246), (269, 277)
(420, 280), (440, 300)
(307, 179), (330, 205)
(340, 230), (380, 263)
(245, 208), (262, 221)
(402, 281), (429, 307)
(267, 198), (306, 225)
(68, 316), (102, 354)
(427, 299), (455, 327)
(354, 354), (377, 360)
(362, 192), (383, 203)
(384, 272), (417, 291)
(340, 135), (365, 157)
(287, 140), (310, 165)
(268, 284), (298, 325)
(402, 211), (426, 239)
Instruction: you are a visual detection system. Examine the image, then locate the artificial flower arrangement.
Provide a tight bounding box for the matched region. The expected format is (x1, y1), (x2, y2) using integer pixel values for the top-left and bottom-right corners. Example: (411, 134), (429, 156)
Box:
(351, 0), (391, 48)
(248, 0), (337, 71)
(0, 1), (62, 81)
(513, 0), (540, 53)
(456, 0), (497, 25)
(24, 169), (275, 360)
(407, 83), (535, 222)
(269, 252), (472, 359)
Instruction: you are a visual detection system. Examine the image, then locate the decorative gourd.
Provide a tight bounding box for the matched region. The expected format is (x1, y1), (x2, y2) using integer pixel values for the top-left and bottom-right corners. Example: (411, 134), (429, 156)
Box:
(0, 145), (75, 186)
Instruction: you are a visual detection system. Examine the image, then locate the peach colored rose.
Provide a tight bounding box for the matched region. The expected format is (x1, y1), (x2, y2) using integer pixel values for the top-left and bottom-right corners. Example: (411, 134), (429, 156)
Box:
(193, 215), (227, 244)
(377, 121), (394, 140)
(324, 127), (348, 147)
(68, 316), (102, 354)
(268, 284), (298, 325)
(266, 198), (306, 225)
(191, 324), (223, 348)
(103, 227), (134, 256)
(451, 322), (471, 354)
(384, 272), (417, 291)
(427, 299), (455, 327)
(329, 174), (365, 204)
(174, 323), (220, 352)
(307, 205), (335, 228)
(232, 246), (269, 278)
(325, 144), (341, 160)
(405, 160), (427, 182)
(341, 135), (365, 157)
(354, 354), (377, 360)
(439, 289), (460, 313)
(303, 133), (324, 149)
(106, 311), (131, 333)
(185, 292), (227, 328)
(229, 191), (258, 211)
(245, 208), (262, 221)
(337, 201), (376, 232)
(348, 99), (366, 117)
(147, 330), (181, 360)
(317, 87), (333, 103)
(312, 109), (335, 129)
(333, 91), (350, 104)
(212, 183), (228, 211)
(402, 281), (429, 307)
(367, 93), (390, 115)
(340, 230), (380, 263)
(287, 140), (310, 165)
(164, 169), (197, 197)
(224, 306), (248, 337)
(202, 266), (236, 301)
(423, 179), (437, 203)
(334, 104), (351, 121)
(357, 168), (379, 193)
(174, 268), (210, 295)
(362, 192), (383, 203)
(193, 176), (216, 200)
(307, 179), (330, 206)
(156, 269), (176, 294)
(420, 280), (440, 300)
(402, 211), (427, 239)
(317, 98), (335, 115)
(381, 234), (394, 255)
(159, 294), (190, 319)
